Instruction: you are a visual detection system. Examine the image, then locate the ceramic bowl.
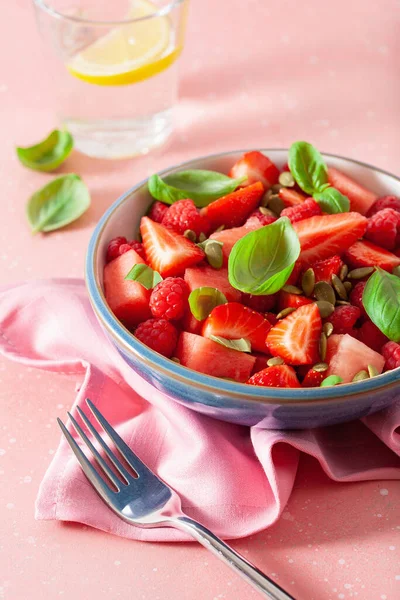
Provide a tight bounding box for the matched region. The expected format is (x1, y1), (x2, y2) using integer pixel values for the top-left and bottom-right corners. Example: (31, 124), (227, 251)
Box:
(85, 150), (400, 429)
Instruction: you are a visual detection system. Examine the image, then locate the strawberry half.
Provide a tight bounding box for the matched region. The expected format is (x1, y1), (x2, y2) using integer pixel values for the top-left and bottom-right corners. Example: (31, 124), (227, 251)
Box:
(140, 216), (204, 278)
(293, 212), (367, 264)
(277, 291), (313, 311)
(229, 151), (280, 189)
(247, 365), (301, 388)
(266, 303), (322, 365)
(309, 255), (344, 283)
(344, 240), (400, 271)
(279, 187), (308, 207)
(202, 302), (272, 354)
(201, 182), (264, 230)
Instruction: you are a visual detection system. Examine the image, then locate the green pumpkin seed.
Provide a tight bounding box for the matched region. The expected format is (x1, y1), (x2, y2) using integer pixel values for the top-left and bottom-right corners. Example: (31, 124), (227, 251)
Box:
(314, 281), (336, 305)
(198, 232), (207, 243)
(204, 241), (224, 269)
(276, 306), (297, 319)
(260, 190), (273, 207)
(339, 264), (348, 281)
(392, 265), (400, 278)
(282, 284), (302, 295)
(323, 322), (334, 337)
(259, 206), (276, 217)
(315, 300), (335, 318)
(278, 171), (295, 187)
(271, 183), (282, 193)
(336, 300), (351, 306)
(352, 369), (369, 382)
(184, 229), (196, 242)
(343, 281), (353, 293)
(267, 195), (285, 216)
(367, 364), (379, 378)
(313, 362), (329, 372)
(332, 274), (347, 300)
(267, 356), (285, 366)
(347, 267), (374, 279)
(319, 332), (327, 361)
(214, 225), (225, 233)
(171, 357), (180, 363)
(301, 268), (315, 297)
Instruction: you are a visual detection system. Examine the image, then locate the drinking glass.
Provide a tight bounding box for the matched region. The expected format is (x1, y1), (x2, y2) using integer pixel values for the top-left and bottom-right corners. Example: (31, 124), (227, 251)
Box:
(33, 0), (189, 158)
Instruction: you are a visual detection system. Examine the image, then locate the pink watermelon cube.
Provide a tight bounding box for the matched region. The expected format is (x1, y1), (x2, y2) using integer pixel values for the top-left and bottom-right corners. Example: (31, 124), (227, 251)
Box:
(327, 168), (378, 215)
(176, 332), (256, 382)
(184, 265), (241, 303)
(104, 249), (152, 329)
(326, 334), (385, 383)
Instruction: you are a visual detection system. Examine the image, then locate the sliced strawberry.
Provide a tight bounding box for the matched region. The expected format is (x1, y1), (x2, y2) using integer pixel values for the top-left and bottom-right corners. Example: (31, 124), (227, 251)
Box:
(229, 151), (280, 189)
(302, 368), (325, 388)
(344, 240), (400, 271)
(309, 255), (344, 283)
(247, 365), (301, 388)
(278, 291), (313, 311)
(201, 182), (264, 230)
(202, 302), (272, 354)
(279, 187), (308, 207)
(140, 217), (204, 278)
(327, 167), (378, 215)
(266, 303), (322, 365)
(293, 212), (367, 264)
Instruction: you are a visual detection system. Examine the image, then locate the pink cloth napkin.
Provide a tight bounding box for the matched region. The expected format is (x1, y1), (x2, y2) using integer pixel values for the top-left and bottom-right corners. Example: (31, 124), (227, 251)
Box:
(1, 279), (400, 542)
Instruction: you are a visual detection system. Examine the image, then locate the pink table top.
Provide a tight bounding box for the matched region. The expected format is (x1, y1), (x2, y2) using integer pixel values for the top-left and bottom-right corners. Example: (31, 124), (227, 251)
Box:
(1, 1), (400, 599)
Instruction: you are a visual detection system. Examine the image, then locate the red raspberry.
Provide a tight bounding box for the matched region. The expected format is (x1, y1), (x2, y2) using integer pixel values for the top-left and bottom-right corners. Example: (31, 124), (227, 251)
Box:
(365, 208), (400, 250)
(128, 240), (146, 260)
(135, 318), (178, 357)
(148, 201), (169, 223)
(358, 320), (389, 353)
(247, 365), (301, 387)
(326, 305), (361, 334)
(302, 368), (325, 388)
(350, 281), (367, 318)
(311, 255), (343, 283)
(241, 293), (276, 312)
(245, 211), (277, 227)
(106, 236), (127, 262)
(366, 195), (400, 217)
(162, 199), (210, 238)
(382, 341), (400, 370)
(149, 277), (189, 320)
(280, 198), (322, 223)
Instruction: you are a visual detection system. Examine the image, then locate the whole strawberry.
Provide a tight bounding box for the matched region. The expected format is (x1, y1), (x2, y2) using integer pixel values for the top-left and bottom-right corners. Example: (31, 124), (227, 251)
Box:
(149, 277), (190, 320)
(135, 318), (179, 357)
(247, 365), (301, 387)
(162, 199), (210, 238)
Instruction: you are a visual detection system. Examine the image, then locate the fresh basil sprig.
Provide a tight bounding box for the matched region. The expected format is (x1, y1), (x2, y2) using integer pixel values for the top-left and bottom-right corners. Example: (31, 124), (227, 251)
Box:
(148, 170), (246, 208)
(17, 129), (73, 172)
(288, 141), (329, 195)
(228, 217), (300, 295)
(125, 264), (163, 290)
(209, 335), (251, 353)
(363, 267), (400, 341)
(313, 187), (350, 214)
(26, 174), (90, 234)
(189, 287), (227, 321)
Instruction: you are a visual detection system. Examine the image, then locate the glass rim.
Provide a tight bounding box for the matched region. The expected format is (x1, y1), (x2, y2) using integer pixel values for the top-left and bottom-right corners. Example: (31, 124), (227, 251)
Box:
(32, 0), (185, 25)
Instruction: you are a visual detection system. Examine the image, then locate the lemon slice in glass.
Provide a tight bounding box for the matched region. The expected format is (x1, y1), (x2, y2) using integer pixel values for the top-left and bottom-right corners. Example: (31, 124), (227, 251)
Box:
(66, 0), (181, 86)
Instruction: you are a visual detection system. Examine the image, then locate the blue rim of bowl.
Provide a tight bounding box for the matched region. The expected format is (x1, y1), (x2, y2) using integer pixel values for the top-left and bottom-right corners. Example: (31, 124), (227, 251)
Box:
(86, 149), (400, 406)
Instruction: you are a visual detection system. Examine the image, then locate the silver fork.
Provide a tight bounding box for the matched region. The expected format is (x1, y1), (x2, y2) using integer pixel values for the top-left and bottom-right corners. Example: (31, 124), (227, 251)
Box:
(58, 399), (295, 600)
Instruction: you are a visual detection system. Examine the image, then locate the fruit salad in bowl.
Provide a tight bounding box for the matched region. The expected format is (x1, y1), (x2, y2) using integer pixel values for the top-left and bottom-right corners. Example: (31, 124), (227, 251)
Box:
(86, 144), (400, 428)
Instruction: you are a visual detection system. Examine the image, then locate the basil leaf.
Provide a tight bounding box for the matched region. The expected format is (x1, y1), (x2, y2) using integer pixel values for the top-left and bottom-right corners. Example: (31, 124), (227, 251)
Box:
(148, 170), (246, 208)
(26, 174), (90, 234)
(125, 264), (163, 290)
(314, 187), (350, 214)
(16, 130), (73, 172)
(288, 141), (328, 194)
(189, 287), (227, 321)
(228, 217), (300, 295)
(363, 268), (400, 341)
(209, 335), (251, 353)
(320, 375), (343, 387)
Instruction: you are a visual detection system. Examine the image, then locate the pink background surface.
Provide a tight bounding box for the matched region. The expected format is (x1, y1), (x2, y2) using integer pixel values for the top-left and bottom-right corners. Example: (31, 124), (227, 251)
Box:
(1, 1), (400, 599)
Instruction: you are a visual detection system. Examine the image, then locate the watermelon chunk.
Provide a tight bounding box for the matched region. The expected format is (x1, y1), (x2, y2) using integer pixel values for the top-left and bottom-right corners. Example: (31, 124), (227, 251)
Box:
(210, 221), (261, 264)
(175, 332), (256, 382)
(327, 167), (378, 215)
(104, 249), (152, 329)
(326, 333), (384, 383)
(184, 265), (241, 303)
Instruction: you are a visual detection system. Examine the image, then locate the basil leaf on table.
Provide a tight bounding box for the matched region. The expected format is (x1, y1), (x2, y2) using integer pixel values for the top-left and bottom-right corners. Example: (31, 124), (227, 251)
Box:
(314, 187), (350, 214)
(125, 264), (163, 290)
(363, 267), (400, 341)
(189, 287), (228, 321)
(16, 129), (74, 172)
(209, 335), (252, 353)
(148, 170), (246, 208)
(26, 174), (90, 234)
(288, 141), (329, 195)
(228, 217), (300, 295)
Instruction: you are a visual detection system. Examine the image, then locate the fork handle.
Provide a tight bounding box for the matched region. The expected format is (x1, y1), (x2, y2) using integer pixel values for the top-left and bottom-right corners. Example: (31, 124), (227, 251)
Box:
(173, 516), (295, 600)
